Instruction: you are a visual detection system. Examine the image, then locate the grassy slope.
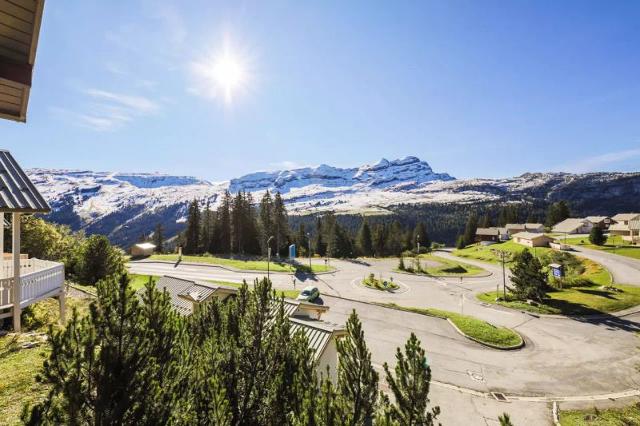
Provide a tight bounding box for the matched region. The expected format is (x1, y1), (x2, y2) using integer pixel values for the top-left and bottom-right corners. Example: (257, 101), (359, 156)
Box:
(453, 240), (553, 264)
(560, 405), (640, 425)
(412, 254), (486, 276)
(382, 303), (522, 348)
(148, 254), (332, 273)
(1, 297), (90, 425)
(561, 235), (640, 260)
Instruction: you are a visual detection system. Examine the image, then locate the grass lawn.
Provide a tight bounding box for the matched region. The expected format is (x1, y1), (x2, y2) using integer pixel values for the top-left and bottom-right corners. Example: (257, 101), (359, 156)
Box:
(478, 283), (640, 315)
(362, 274), (399, 292)
(453, 240), (554, 264)
(1, 297), (90, 425)
(381, 303), (522, 348)
(148, 254), (333, 273)
(560, 235), (640, 260)
(560, 405), (640, 425)
(400, 254), (486, 276)
(128, 274), (158, 290)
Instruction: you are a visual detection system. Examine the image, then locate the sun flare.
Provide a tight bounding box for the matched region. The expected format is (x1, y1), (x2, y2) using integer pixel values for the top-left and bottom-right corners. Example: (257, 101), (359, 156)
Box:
(211, 51), (246, 102)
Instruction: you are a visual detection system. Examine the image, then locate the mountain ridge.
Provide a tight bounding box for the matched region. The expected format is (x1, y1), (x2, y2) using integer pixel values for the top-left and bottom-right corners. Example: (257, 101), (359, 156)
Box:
(26, 157), (640, 247)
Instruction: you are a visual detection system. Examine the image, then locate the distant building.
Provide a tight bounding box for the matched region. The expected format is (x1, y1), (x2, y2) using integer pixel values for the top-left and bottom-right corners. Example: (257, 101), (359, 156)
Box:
(610, 214), (640, 244)
(505, 223), (545, 235)
(152, 276), (346, 380)
(131, 242), (156, 257)
(512, 232), (554, 248)
(475, 228), (500, 243)
(552, 218), (593, 235)
(584, 216), (611, 230)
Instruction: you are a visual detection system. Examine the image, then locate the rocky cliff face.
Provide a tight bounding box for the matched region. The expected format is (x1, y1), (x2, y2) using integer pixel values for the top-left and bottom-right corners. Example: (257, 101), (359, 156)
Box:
(26, 159), (640, 247)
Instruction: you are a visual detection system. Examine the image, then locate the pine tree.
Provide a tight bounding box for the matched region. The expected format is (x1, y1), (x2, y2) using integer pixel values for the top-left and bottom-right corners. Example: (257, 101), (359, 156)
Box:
(273, 192), (289, 257)
(372, 223), (388, 257)
(23, 274), (185, 424)
(463, 213), (478, 246)
(216, 190), (232, 254)
(386, 221), (405, 256)
(74, 235), (125, 285)
(398, 257), (406, 271)
(201, 200), (216, 254)
(184, 199), (201, 254)
(589, 226), (606, 246)
(499, 413), (514, 426)
(357, 220), (373, 257)
(413, 222), (430, 252)
(153, 223), (164, 254)
(510, 249), (547, 301)
(336, 310), (379, 425)
(479, 214), (491, 228)
(315, 217), (326, 257)
(382, 333), (440, 425)
(259, 190), (274, 256)
(455, 235), (466, 249)
(296, 223), (308, 256)
(545, 200), (571, 227)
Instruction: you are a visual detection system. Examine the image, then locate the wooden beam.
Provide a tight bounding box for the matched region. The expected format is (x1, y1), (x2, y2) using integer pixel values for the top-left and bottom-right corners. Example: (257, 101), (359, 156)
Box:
(12, 212), (20, 332)
(0, 58), (31, 86)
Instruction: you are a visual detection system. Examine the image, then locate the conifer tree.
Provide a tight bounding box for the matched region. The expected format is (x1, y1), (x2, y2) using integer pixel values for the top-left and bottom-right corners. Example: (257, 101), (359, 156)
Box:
(315, 217), (326, 257)
(259, 190), (274, 255)
(336, 310), (379, 425)
(386, 221), (405, 256)
(413, 222), (430, 252)
(273, 191), (289, 257)
(382, 333), (440, 425)
(510, 249), (547, 301)
(499, 413), (514, 426)
(296, 222), (308, 256)
(463, 213), (478, 246)
(23, 274), (185, 424)
(184, 199), (201, 254)
(74, 235), (125, 285)
(372, 223), (388, 257)
(201, 200), (216, 254)
(153, 223), (164, 254)
(589, 226), (606, 246)
(216, 190), (232, 254)
(357, 220), (373, 257)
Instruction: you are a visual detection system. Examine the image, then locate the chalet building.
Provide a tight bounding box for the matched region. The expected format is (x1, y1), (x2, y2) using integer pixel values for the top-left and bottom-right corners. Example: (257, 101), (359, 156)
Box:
(584, 216), (612, 230)
(552, 218), (593, 235)
(512, 232), (554, 248)
(153, 276), (346, 380)
(505, 223), (545, 235)
(610, 214), (640, 244)
(475, 228), (500, 243)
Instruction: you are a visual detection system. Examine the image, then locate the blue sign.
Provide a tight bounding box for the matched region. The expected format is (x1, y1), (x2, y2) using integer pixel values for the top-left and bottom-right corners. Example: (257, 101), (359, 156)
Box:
(553, 268), (562, 278)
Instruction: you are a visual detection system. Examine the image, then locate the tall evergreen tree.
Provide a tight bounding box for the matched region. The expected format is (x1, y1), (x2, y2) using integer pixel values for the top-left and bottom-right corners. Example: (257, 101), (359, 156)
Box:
(296, 222), (308, 256)
(510, 249), (547, 301)
(315, 217), (326, 257)
(201, 201), (216, 254)
(412, 222), (430, 252)
(74, 235), (125, 285)
(336, 311), (379, 425)
(463, 213), (479, 246)
(272, 192), (289, 257)
(382, 333), (440, 425)
(372, 223), (388, 257)
(23, 274), (185, 425)
(184, 199), (201, 255)
(216, 190), (232, 254)
(153, 223), (164, 254)
(259, 190), (274, 256)
(356, 220), (373, 257)
(386, 221), (405, 256)
(545, 200), (571, 227)
(589, 226), (606, 246)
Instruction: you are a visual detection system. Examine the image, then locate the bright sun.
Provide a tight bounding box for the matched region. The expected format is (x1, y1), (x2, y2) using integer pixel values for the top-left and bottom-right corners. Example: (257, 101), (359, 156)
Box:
(211, 50), (247, 102)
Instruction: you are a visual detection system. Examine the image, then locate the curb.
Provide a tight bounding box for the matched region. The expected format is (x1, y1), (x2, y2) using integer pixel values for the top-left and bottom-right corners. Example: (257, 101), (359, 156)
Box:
(445, 318), (525, 351)
(128, 260), (337, 276)
(394, 269), (493, 279)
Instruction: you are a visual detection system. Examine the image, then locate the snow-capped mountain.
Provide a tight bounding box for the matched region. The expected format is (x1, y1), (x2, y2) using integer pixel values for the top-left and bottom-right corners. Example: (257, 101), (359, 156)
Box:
(26, 157), (640, 246)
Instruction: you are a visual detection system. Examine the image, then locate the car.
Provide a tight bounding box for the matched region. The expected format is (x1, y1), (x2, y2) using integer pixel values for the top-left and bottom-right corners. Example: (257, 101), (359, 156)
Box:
(296, 286), (319, 302)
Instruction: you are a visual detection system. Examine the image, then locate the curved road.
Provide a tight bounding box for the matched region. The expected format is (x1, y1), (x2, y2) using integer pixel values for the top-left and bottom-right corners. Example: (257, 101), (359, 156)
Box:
(128, 252), (640, 401)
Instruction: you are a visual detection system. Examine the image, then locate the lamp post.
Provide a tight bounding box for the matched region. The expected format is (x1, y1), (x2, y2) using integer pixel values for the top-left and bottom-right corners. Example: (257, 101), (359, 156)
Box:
(267, 235), (274, 281)
(416, 234), (420, 255)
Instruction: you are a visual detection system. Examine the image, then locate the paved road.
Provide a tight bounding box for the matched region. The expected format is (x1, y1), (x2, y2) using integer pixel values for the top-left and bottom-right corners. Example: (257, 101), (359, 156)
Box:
(128, 253), (640, 423)
(570, 246), (640, 285)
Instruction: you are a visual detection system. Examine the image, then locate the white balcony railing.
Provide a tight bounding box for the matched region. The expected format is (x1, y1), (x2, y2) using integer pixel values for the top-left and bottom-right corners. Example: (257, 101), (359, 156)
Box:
(0, 259), (65, 309)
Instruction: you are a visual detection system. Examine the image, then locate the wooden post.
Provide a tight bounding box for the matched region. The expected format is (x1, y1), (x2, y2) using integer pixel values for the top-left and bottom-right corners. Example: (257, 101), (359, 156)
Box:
(58, 293), (66, 324)
(12, 212), (21, 332)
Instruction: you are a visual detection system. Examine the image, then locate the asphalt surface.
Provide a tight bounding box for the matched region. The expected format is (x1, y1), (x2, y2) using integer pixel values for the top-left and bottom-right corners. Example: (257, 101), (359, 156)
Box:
(128, 252), (640, 424)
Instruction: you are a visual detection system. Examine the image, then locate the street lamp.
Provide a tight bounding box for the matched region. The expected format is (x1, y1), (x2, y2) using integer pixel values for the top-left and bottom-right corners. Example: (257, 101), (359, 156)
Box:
(267, 235), (274, 281)
(416, 234), (420, 255)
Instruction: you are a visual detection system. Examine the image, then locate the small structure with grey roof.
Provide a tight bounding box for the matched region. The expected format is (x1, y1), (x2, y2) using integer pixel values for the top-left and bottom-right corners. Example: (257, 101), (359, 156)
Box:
(505, 223), (545, 235)
(585, 216), (611, 229)
(552, 218), (593, 235)
(0, 150), (65, 332)
(131, 242), (156, 257)
(151, 275), (346, 379)
(512, 232), (554, 248)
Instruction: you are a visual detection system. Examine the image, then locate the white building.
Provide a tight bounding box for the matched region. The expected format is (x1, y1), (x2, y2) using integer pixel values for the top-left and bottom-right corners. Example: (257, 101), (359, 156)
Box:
(552, 218), (593, 235)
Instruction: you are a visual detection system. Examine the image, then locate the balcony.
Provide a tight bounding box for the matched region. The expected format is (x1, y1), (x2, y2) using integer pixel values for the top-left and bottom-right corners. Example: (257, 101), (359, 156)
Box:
(0, 258), (65, 319)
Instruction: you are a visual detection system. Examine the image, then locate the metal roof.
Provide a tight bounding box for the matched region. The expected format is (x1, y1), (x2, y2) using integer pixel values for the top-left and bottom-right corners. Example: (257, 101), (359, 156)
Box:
(155, 275), (233, 316)
(552, 218), (590, 233)
(289, 316), (346, 361)
(612, 213), (640, 222)
(476, 227), (499, 236)
(0, 0), (45, 122)
(0, 150), (49, 213)
(512, 232), (552, 240)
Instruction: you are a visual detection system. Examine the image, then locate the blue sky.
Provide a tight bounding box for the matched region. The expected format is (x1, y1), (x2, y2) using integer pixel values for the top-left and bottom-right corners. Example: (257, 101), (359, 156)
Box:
(2, 0), (639, 180)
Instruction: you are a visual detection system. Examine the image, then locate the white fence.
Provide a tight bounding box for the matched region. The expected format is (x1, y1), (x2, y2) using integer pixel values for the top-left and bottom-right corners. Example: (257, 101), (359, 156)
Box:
(0, 259), (65, 309)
